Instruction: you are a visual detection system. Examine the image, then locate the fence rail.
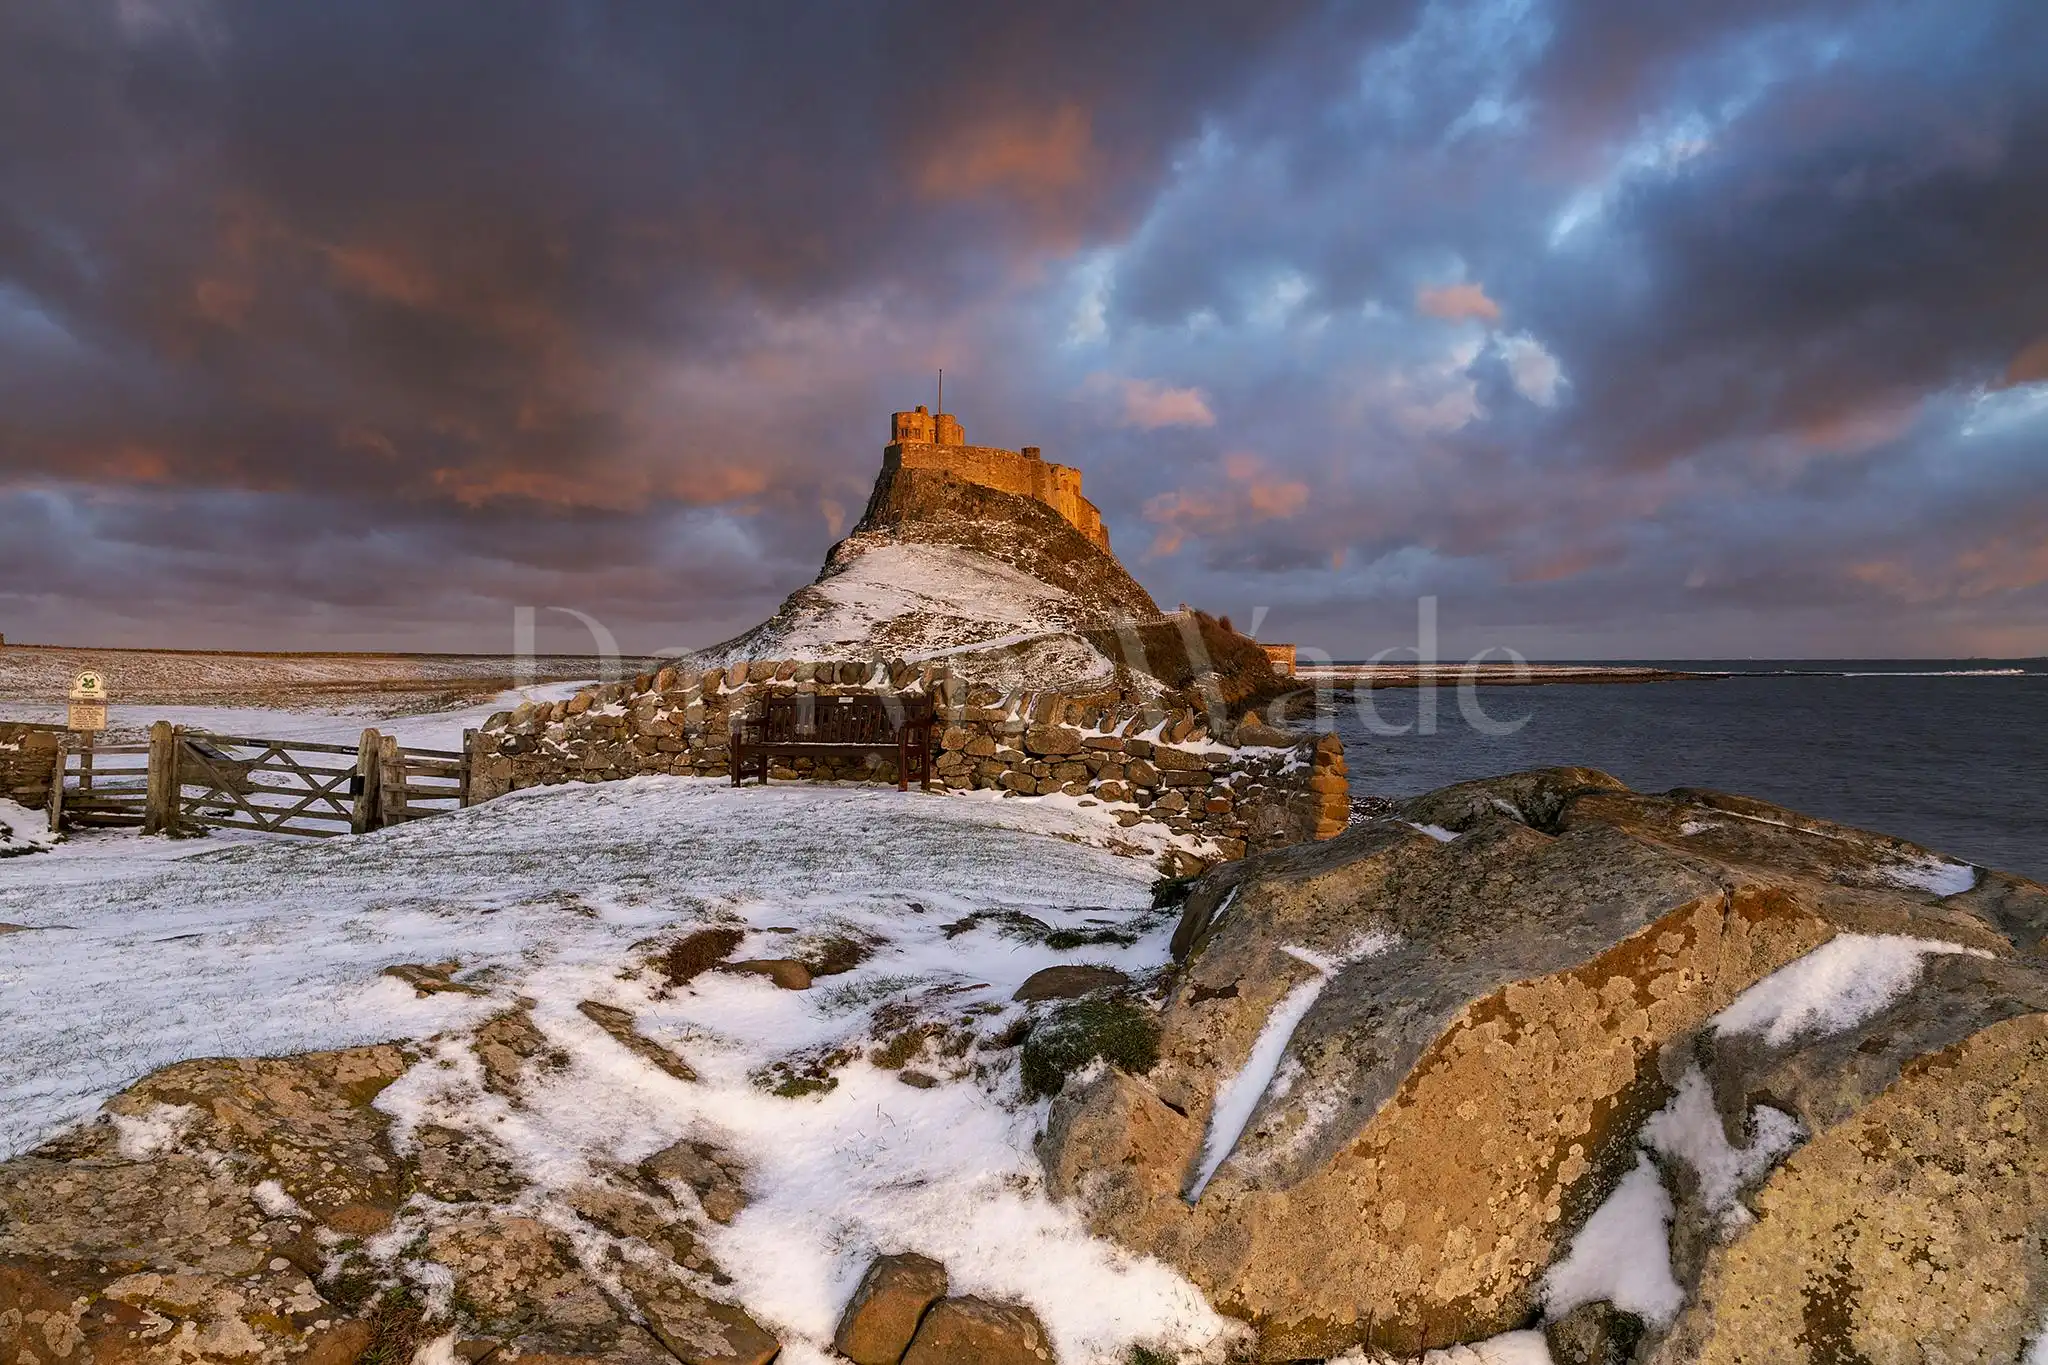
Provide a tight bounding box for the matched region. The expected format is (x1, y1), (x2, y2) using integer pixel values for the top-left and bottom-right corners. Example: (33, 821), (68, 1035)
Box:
(42, 723), (475, 839)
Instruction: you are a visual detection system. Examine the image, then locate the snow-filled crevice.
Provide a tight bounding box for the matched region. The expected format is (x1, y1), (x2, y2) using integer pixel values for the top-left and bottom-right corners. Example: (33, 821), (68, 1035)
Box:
(1185, 935), (1394, 1202)
(1712, 932), (1994, 1048)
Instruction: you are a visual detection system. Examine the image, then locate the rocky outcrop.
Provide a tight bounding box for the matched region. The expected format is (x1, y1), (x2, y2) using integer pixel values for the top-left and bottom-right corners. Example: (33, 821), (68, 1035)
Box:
(0, 1043), (781, 1365)
(1039, 768), (2048, 1360)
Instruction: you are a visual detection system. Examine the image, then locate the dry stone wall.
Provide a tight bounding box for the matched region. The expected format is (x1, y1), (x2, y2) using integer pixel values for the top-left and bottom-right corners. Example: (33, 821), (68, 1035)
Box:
(468, 658), (1349, 865)
(0, 722), (60, 808)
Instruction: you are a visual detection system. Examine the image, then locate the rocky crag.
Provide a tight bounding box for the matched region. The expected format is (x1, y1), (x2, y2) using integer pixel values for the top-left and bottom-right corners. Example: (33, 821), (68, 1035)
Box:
(1041, 768), (2048, 1361)
(701, 409), (1269, 696)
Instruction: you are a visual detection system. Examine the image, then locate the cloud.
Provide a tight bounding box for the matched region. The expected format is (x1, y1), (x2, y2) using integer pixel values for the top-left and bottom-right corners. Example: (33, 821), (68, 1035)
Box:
(1497, 333), (1565, 406)
(5, 0), (2048, 657)
(1143, 452), (1308, 555)
(1416, 281), (1502, 324)
(1101, 376), (1217, 429)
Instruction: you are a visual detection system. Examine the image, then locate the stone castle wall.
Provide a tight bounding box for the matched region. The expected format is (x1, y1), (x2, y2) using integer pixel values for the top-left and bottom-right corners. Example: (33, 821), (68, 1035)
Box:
(467, 659), (1349, 871)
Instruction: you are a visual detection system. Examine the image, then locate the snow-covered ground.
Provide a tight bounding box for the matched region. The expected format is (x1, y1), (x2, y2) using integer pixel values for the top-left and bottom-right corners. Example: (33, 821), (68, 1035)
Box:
(0, 732), (1251, 1361)
(0, 679), (592, 749)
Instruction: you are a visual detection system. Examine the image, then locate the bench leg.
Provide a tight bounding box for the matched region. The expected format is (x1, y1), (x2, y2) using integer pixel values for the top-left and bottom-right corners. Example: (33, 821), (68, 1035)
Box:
(897, 737), (909, 793)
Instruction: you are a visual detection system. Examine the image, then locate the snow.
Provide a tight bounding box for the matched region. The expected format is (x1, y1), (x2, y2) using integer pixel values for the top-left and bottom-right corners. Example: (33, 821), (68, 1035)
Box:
(1641, 1068), (1802, 1226)
(1880, 852), (1978, 897)
(1326, 1330), (1554, 1364)
(2025, 1313), (2048, 1365)
(0, 797), (57, 856)
(1, 747), (1249, 1362)
(1185, 935), (1394, 1201)
(733, 542), (1082, 658)
(1541, 1153), (1685, 1327)
(1410, 822), (1460, 842)
(1712, 933), (1994, 1048)
(1425, 1333), (1555, 1364)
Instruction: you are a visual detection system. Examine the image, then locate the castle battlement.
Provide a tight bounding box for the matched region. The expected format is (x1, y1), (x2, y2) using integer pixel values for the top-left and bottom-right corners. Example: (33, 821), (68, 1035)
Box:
(885, 406), (1110, 550)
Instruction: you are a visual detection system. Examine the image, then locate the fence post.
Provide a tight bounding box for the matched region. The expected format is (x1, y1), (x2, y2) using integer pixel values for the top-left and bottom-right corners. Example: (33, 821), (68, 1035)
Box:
(459, 728), (477, 807)
(376, 733), (408, 828)
(142, 721), (179, 835)
(352, 729), (382, 834)
(45, 733), (67, 834)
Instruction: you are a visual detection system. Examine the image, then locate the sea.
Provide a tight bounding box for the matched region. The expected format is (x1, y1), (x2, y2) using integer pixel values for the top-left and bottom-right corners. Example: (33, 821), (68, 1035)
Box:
(1328, 660), (2048, 881)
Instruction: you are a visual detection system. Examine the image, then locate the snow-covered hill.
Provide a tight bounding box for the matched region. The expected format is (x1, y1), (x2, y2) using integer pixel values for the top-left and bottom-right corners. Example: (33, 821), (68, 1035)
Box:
(703, 464), (1165, 689)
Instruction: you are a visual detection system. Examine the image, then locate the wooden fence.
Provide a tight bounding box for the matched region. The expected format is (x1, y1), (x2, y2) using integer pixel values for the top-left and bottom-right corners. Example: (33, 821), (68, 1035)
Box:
(46, 724), (473, 839)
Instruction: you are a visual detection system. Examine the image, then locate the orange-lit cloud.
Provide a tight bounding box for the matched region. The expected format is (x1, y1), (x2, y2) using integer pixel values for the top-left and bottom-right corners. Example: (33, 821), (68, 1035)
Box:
(322, 243), (440, 307)
(1093, 375), (1216, 429)
(1416, 281), (1502, 324)
(1794, 398), (1918, 454)
(2001, 335), (2048, 388)
(429, 462), (771, 511)
(1143, 452), (1308, 555)
(917, 104), (1096, 205)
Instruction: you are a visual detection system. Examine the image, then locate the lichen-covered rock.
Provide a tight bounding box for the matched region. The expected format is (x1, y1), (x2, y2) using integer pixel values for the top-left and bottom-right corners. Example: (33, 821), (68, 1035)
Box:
(114, 1045), (411, 1234)
(833, 1252), (949, 1364)
(0, 1048), (410, 1364)
(1041, 770), (2041, 1358)
(640, 1136), (750, 1225)
(1012, 964), (1131, 1002)
(1652, 1013), (2048, 1364)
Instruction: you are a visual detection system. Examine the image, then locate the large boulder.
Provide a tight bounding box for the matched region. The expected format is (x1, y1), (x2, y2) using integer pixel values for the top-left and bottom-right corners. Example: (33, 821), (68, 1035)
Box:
(1039, 769), (2048, 1359)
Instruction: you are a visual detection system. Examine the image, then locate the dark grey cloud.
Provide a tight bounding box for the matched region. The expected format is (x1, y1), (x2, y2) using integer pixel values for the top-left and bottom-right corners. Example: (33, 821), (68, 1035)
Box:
(2, 0), (2045, 656)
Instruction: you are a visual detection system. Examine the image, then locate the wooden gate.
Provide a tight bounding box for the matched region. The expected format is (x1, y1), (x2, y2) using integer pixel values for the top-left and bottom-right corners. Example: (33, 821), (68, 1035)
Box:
(39, 723), (476, 839)
(58, 734), (152, 828)
(174, 732), (366, 838)
(175, 727), (474, 837)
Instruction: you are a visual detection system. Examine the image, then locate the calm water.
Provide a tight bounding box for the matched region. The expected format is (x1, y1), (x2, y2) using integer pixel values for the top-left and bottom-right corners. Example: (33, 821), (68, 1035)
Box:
(1329, 660), (2048, 881)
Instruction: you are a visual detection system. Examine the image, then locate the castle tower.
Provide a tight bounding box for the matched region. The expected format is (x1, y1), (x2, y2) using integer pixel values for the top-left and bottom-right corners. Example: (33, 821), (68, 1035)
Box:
(880, 404), (1111, 551)
(889, 405), (936, 444)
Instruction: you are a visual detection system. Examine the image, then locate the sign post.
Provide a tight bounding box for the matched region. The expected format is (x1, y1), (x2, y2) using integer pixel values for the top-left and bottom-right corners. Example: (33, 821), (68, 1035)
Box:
(67, 670), (108, 734)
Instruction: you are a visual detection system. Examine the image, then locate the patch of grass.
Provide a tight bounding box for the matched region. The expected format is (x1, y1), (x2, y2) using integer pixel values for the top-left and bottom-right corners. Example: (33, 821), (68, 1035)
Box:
(654, 926), (745, 986)
(1150, 874), (1200, 909)
(1020, 997), (1162, 1099)
(358, 1286), (431, 1365)
(801, 932), (876, 978)
(814, 973), (924, 1015)
(1127, 1347), (1178, 1365)
(1044, 925), (1141, 950)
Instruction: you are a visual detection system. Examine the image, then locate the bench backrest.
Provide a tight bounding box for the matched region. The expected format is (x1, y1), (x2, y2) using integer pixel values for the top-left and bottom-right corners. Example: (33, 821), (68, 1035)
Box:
(753, 693), (933, 744)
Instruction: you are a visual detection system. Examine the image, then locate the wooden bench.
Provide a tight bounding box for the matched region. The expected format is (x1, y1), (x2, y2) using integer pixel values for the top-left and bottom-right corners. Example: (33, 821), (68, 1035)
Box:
(731, 693), (936, 791)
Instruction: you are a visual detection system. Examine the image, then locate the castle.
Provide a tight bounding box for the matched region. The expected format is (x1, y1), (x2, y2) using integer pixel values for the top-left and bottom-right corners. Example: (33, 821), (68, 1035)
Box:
(884, 406), (1110, 550)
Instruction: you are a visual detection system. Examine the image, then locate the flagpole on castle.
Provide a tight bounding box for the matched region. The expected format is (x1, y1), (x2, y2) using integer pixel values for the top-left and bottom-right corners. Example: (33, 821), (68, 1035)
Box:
(937, 368), (943, 415)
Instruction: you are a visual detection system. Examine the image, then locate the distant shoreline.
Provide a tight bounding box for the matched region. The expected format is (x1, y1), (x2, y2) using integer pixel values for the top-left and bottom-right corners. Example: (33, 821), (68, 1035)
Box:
(1296, 664), (1717, 689)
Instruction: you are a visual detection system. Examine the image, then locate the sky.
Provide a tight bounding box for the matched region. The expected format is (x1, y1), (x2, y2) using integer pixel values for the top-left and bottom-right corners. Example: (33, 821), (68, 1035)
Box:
(2, 0), (2045, 660)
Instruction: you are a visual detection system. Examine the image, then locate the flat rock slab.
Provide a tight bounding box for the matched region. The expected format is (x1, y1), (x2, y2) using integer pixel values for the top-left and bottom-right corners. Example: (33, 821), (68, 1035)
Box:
(578, 1000), (698, 1082)
(1012, 964), (1131, 1001)
(640, 1136), (749, 1224)
(724, 958), (813, 990)
(382, 960), (487, 996)
(900, 1295), (1055, 1365)
(834, 1252), (950, 1365)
